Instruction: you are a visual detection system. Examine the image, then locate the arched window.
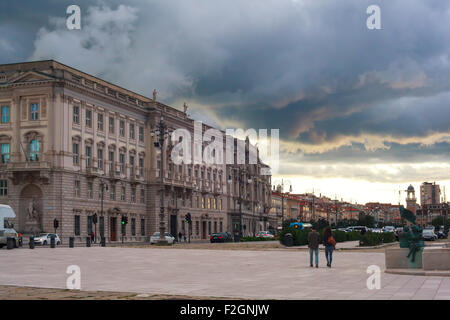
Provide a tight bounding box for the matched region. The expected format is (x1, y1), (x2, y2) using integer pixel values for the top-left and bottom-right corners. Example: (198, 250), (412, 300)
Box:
(30, 140), (39, 161)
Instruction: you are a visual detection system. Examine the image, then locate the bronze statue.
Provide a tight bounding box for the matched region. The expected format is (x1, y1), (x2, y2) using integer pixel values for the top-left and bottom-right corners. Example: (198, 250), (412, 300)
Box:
(399, 206), (424, 263)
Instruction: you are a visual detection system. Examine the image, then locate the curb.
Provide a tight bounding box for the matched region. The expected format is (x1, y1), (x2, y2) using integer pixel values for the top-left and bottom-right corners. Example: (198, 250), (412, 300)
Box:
(385, 269), (450, 277)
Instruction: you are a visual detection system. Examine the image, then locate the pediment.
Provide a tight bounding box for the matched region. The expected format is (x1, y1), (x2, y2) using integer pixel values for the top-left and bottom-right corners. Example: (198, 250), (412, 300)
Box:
(8, 71), (55, 84)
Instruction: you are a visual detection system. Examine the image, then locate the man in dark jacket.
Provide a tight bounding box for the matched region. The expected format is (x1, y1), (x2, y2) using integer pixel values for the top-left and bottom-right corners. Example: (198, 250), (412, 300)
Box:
(307, 228), (320, 268)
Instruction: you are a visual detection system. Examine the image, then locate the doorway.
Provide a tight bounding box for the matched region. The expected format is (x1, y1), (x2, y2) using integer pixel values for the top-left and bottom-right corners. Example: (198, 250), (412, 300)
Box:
(202, 221), (206, 239)
(110, 217), (117, 241)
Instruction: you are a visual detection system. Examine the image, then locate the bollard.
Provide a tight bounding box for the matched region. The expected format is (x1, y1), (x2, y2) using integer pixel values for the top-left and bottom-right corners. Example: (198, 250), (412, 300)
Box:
(69, 237), (74, 248)
(6, 237), (14, 250)
(29, 236), (35, 249)
(50, 236), (56, 248)
(284, 233), (294, 247)
(101, 236), (106, 247)
(86, 237), (91, 247)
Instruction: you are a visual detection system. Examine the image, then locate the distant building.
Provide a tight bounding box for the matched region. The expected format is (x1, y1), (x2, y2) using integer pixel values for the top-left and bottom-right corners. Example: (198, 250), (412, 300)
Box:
(420, 182), (441, 206)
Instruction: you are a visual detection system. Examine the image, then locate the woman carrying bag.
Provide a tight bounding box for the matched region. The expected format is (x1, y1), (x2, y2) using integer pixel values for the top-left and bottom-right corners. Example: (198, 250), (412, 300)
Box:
(323, 227), (336, 268)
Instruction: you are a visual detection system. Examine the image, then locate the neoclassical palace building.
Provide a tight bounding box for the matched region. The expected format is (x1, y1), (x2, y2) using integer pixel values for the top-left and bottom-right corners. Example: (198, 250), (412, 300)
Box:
(0, 60), (272, 242)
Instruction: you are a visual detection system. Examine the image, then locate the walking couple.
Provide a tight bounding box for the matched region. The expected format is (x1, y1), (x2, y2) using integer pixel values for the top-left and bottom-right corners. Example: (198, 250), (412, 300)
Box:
(307, 226), (336, 268)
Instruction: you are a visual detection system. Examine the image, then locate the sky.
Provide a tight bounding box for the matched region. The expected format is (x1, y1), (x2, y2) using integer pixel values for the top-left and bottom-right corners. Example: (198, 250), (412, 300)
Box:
(1, 0), (449, 205)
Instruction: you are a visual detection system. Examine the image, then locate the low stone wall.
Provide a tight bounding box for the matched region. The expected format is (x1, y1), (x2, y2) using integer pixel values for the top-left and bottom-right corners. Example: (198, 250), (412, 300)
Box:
(385, 248), (422, 269)
(423, 247), (450, 271)
(386, 246), (450, 273)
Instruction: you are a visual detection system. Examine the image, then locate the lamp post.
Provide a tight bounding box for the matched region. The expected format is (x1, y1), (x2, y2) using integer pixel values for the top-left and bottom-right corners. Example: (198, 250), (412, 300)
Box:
(99, 179), (108, 243)
(151, 109), (169, 245)
(228, 167), (252, 241)
(279, 179), (292, 229)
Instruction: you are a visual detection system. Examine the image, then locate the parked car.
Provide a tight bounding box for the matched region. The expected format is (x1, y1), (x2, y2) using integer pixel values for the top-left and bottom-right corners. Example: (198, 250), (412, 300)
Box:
(0, 204), (20, 249)
(436, 227), (448, 239)
(382, 226), (395, 233)
(150, 232), (175, 244)
(371, 228), (383, 233)
(256, 231), (275, 239)
(422, 229), (438, 241)
(337, 228), (350, 233)
(210, 232), (233, 243)
(34, 233), (61, 246)
(347, 226), (368, 233)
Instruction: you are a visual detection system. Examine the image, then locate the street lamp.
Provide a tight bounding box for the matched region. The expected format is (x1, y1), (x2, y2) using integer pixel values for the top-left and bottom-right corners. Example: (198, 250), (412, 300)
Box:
(150, 109), (169, 245)
(228, 167), (252, 241)
(278, 179), (292, 229)
(99, 179), (108, 243)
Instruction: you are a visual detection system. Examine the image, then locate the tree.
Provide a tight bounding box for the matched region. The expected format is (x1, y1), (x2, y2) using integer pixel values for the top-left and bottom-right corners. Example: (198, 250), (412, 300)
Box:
(432, 216), (450, 229)
(313, 218), (329, 231)
(358, 214), (375, 228)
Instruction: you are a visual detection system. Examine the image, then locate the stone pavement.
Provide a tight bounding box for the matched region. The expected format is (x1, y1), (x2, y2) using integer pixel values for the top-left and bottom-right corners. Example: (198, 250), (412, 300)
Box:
(1, 247), (449, 300)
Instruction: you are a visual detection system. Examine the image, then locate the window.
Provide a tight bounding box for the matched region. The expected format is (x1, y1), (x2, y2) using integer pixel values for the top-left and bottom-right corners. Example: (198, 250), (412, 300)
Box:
(73, 106), (79, 124)
(29, 140), (39, 161)
(73, 143), (79, 165)
(1, 106), (10, 123)
(214, 221), (217, 233)
(121, 186), (126, 201)
(74, 180), (81, 197)
(98, 184), (103, 200)
(208, 221), (211, 235)
(87, 182), (93, 199)
(139, 158), (144, 176)
(87, 215), (93, 235)
(214, 198), (217, 210)
(141, 219), (145, 236)
(196, 221), (199, 235)
(109, 117), (115, 134)
(129, 155), (135, 175)
(188, 167), (192, 177)
(140, 188), (145, 204)
(129, 123), (135, 140)
(110, 184), (116, 200)
(119, 153), (125, 173)
(220, 221), (223, 232)
(30, 103), (39, 120)
(74, 215), (80, 236)
(86, 109), (92, 128)
(131, 218), (136, 236)
(119, 120), (125, 137)
(202, 197), (205, 209)
(109, 151), (115, 172)
(85, 146), (92, 168)
(97, 113), (104, 131)
(220, 199), (223, 211)
(207, 198), (211, 209)
(97, 148), (103, 169)
(139, 126), (144, 142)
(0, 180), (7, 196)
(178, 164), (182, 174)
(131, 187), (136, 203)
(1, 143), (9, 163)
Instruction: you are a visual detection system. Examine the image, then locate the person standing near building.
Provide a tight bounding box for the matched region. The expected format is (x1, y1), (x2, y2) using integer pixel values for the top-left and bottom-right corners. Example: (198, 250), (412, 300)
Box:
(307, 227), (320, 268)
(323, 227), (336, 268)
(178, 231), (182, 243)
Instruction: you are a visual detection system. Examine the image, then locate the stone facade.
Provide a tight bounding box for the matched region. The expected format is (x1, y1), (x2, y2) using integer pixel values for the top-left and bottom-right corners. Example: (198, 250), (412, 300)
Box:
(0, 60), (271, 242)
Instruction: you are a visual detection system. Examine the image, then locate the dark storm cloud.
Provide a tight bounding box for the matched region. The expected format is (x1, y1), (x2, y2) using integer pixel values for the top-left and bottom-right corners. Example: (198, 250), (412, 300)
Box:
(1, 0), (449, 178)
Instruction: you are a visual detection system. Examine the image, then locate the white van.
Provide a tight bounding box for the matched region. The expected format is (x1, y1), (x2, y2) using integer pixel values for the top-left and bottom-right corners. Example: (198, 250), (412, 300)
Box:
(0, 204), (19, 248)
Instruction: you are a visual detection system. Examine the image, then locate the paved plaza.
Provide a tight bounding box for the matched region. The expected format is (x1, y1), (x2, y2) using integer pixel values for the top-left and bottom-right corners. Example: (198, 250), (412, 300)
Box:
(1, 247), (450, 300)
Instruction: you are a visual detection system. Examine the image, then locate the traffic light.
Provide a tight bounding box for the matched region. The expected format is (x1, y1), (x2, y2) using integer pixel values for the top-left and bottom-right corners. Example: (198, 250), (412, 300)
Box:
(185, 212), (191, 224)
(121, 215), (127, 225)
(53, 218), (59, 230)
(124, 216), (128, 225)
(92, 213), (98, 225)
